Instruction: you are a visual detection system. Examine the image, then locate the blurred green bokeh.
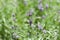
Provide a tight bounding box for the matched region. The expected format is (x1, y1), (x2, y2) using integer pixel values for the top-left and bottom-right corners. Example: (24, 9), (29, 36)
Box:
(0, 0), (60, 40)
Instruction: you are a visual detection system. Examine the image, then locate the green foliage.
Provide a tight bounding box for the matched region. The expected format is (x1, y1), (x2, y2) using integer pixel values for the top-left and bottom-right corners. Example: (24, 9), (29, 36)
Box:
(0, 0), (60, 40)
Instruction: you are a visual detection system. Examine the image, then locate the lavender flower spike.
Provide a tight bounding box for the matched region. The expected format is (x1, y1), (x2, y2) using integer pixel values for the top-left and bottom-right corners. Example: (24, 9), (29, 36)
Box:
(27, 8), (34, 16)
(29, 19), (32, 26)
(38, 3), (44, 11)
(46, 4), (49, 8)
(42, 29), (47, 34)
(38, 22), (43, 30)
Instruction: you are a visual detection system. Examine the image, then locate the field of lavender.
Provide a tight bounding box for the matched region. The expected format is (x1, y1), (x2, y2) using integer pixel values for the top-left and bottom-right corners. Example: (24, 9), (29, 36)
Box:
(0, 0), (60, 40)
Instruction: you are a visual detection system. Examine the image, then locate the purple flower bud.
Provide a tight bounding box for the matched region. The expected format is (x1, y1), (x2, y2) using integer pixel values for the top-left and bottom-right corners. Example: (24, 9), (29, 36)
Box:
(38, 3), (44, 11)
(40, 7), (44, 11)
(42, 29), (47, 33)
(46, 4), (49, 8)
(27, 8), (34, 16)
(42, 15), (46, 19)
(11, 25), (15, 29)
(38, 3), (43, 9)
(38, 22), (43, 30)
(12, 13), (15, 17)
(28, 13), (32, 16)
(29, 19), (32, 26)
(11, 13), (17, 22)
(12, 17), (16, 22)
(31, 24), (35, 29)
(11, 25), (16, 30)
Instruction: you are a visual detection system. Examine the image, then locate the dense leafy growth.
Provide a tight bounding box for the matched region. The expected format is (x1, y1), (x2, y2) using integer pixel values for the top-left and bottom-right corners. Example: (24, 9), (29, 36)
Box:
(0, 0), (60, 40)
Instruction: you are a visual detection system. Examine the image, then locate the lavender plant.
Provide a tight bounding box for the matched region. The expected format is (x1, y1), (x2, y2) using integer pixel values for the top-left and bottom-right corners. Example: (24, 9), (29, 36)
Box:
(0, 0), (60, 40)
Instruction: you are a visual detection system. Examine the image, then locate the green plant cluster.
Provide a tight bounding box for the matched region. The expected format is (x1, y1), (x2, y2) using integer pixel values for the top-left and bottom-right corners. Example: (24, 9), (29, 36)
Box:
(0, 0), (60, 40)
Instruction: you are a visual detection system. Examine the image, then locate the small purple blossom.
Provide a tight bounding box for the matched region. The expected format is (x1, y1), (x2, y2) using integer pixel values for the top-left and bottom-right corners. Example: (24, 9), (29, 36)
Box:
(12, 13), (15, 17)
(11, 13), (17, 22)
(27, 8), (34, 16)
(28, 12), (32, 16)
(46, 4), (49, 8)
(38, 3), (43, 9)
(40, 7), (44, 11)
(12, 17), (16, 22)
(11, 25), (15, 29)
(42, 29), (47, 33)
(38, 3), (44, 11)
(42, 15), (46, 19)
(29, 19), (32, 26)
(38, 22), (43, 30)
(11, 25), (17, 30)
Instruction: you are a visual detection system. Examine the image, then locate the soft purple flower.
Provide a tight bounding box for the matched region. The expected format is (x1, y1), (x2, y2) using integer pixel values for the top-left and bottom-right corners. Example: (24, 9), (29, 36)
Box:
(27, 8), (34, 16)
(42, 29), (47, 33)
(12, 17), (16, 22)
(29, 19), (32, 26)
(38, 22), (43, 30)
(38, 3), (43, 9)
(12, 13), (15, 17)
(46, 4), (49, 8)
(42, 15), (46, 19)
(11, 25), (16, 30)
(38, 3), (44, 11)
(40, 7), (44, 11)
(11, 13), (17, 22)
(11, 25), (15, 29)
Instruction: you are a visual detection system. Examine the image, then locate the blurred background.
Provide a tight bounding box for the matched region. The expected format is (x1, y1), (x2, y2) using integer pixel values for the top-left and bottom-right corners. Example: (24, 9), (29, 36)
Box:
(0, 0), (60, 40)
